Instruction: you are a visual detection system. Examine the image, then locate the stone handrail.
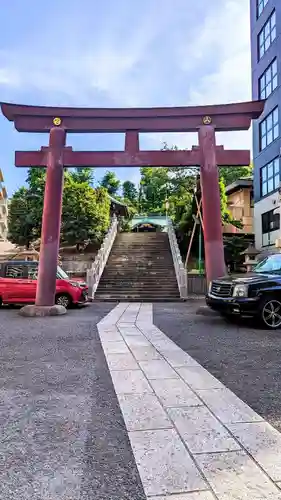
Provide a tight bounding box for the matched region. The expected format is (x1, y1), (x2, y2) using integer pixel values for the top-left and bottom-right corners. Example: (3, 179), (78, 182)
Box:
(167, 219), (187, 299)
(87, 215), (118, 299)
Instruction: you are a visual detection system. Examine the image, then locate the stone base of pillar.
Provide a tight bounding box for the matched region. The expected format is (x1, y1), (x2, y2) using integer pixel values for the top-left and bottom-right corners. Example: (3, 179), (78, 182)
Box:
(19, 304), (67, 317)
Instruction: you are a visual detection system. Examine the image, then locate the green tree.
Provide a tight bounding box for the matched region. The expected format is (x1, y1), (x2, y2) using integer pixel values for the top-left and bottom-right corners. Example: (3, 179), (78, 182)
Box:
(61, 179), (110, 250)
(8, 187), (37, 248)
(100, 170), (120, 195)
(71, 167), (94, 184)
(122, 180), (138, 205)
(219, 164), (253, 186)
(25, 168), (45, 239)
(139, 167), (170, 214)
(8, 167), (111, 251)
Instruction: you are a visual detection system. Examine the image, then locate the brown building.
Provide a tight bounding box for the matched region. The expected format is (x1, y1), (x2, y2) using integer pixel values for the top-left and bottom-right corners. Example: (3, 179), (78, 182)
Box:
(224, 178), (254, 235)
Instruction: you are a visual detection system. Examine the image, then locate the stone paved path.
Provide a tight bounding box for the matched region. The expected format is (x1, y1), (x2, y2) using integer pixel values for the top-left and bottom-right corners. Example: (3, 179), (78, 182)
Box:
(98, 302), (281, 499)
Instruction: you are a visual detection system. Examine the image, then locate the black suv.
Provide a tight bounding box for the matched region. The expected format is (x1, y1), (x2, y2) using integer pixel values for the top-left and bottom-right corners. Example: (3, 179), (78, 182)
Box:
(206, 253), (281, 329)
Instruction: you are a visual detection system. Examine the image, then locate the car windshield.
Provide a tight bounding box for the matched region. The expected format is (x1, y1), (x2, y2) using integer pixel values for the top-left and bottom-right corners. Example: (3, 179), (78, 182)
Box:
(57, 266), (69, 280)
(254, 254), (281, 274)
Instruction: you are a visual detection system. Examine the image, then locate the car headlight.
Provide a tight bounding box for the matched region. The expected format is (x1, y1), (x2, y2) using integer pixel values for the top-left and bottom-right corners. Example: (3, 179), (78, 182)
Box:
(208, 281), (212, 293)
(233, 284), (248, 297)
(70, 281), (79, 288)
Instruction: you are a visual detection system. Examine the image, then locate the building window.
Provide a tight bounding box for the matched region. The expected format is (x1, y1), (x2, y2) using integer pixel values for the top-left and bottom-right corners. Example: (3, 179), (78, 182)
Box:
(258, 11), (276, 59)
(260, 107), (279, 150)
(261, 158), (280, 196)
(259, 59), (278, 99)
(257, 0), (269, 18)
(262, 209), (280, 246)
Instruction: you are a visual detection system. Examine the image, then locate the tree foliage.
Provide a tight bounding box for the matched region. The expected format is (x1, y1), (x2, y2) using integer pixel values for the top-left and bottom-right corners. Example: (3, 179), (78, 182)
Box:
(8, 168), (110, 250)
(8, 187), (36, 248)
(219, 164), (253, 186)
(71, 167), (94, 184)
(100, 170), (120, 195)
(122, 180), (138, 205)
(61, 179), (110, 250)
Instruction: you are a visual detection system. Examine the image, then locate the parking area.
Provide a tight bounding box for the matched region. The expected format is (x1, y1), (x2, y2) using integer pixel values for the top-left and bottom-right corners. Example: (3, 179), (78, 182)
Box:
(154, 300), (281, 432)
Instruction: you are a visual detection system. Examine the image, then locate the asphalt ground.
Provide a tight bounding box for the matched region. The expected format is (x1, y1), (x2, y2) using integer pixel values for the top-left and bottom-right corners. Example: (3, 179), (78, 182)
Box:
(0, 303), (146, 500)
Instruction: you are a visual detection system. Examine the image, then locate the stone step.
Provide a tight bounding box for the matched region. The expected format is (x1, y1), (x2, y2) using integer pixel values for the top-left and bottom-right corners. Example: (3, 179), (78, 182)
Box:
(95, 230), (180, 302)
(101, 269), (176, 274)
(106, 266), (174, 270)
(102, 268), (175, 279)
(94, 293), (180, 302)
(96, 285), (179, 295)
(98, 279), (178, 284)
(95, 288), (180, 294)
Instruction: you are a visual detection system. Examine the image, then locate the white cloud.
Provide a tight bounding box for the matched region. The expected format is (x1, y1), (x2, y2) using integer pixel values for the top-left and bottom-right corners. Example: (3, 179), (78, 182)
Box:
(156, 0), (252, 151)
(0, 0), (253, 190)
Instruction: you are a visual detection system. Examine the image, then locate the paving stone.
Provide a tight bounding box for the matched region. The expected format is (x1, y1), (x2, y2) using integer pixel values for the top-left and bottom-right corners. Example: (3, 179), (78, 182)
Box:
(129, 345), (162, 361)
(177, 366), (225, 390)
(118, 326), (141, 336)
(167, 406), (240, 454)
(110, 370), (153, 394)
(139, 359), (179, 379)
(150, 378), (203, 408)
(228, 421), (281, 481)
(129, 428), (207, 496)
(98, 329), (123, 342)
(116, 322), (134, 328)
(197, 388), (264, 424)
(106, 353), (139, 371)
(152, 339), (183, 352)
(196, 450), (281, 500)
(117, 393), (172, 431)
(148, 493), (216, 500)
(161, 349), (200, 367)
(123, 335), (151, 348)
(102, 341), (130, 354)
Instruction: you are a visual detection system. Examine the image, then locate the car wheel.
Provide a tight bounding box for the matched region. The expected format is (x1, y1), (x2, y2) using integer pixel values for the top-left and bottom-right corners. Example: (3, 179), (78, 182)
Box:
(260, 296), (281, 330)
(55, 293), (72, 308)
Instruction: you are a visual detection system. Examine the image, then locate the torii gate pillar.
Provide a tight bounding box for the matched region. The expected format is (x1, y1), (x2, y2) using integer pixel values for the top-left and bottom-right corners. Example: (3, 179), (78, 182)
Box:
(36, 127), (66, 307)
(199, 125), (225, 282)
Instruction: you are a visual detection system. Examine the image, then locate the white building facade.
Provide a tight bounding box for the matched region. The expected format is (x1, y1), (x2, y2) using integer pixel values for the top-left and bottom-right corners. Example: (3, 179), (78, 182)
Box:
(250, 0), (281, 249)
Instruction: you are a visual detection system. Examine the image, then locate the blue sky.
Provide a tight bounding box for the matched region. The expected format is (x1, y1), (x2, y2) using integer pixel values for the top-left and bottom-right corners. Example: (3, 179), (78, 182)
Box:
(0, 0), (251, 196)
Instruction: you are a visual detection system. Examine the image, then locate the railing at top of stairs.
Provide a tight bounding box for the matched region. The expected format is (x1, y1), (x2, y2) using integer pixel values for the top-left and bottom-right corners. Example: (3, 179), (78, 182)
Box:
(166, 218), (187, 299)
(87, 215), (118, 300)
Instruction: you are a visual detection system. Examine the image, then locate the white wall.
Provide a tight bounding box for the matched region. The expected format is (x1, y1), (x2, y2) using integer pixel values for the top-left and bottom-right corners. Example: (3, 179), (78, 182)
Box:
(254, 192), (280, 249)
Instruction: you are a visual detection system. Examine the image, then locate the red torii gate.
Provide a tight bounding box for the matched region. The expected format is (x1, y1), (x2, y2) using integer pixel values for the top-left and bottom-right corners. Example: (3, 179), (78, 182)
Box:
(1, 101), (264, 312)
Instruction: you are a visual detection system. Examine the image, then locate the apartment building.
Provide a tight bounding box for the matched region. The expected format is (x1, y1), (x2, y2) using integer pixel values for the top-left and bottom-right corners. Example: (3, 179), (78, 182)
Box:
(250, 0), (281, 248)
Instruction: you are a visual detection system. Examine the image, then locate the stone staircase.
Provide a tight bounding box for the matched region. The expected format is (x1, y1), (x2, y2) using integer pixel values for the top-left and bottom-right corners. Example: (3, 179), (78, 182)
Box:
(95, 232), (180, 301)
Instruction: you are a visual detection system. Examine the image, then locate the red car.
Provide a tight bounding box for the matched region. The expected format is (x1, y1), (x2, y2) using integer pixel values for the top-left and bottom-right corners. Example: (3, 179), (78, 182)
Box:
(0, 260), (88, 308)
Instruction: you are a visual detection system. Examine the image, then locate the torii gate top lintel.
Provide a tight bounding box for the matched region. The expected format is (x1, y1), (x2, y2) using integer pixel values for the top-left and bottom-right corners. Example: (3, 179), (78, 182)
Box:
(1, 100), (265, 133)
